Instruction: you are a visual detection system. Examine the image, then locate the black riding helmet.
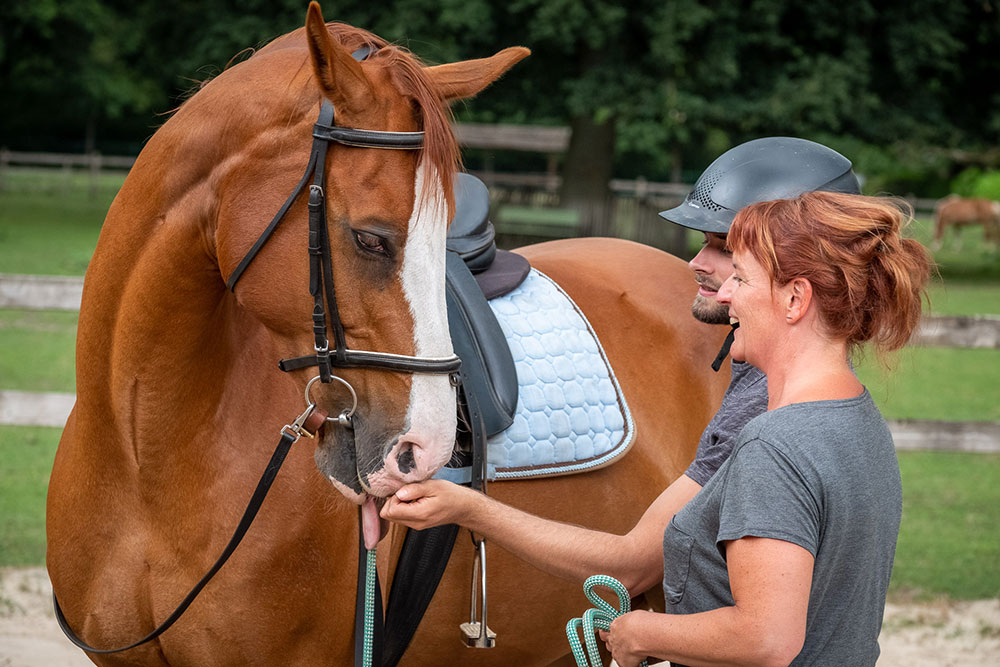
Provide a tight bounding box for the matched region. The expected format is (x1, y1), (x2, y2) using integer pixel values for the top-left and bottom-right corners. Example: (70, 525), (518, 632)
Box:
(659, 137), (861, 233)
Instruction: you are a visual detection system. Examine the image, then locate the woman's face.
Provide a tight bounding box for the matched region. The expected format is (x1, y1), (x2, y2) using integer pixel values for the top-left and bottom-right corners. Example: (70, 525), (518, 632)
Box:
(716, 249), (786, 366)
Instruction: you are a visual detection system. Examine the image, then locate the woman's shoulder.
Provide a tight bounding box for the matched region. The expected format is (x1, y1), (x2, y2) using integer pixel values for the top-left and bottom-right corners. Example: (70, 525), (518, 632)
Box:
(737, 390), (891, 461)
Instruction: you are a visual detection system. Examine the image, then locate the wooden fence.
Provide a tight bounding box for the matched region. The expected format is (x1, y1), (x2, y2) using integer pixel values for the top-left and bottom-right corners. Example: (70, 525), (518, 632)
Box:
(0, 147), (942, 255)
(0, 272), (996, 452)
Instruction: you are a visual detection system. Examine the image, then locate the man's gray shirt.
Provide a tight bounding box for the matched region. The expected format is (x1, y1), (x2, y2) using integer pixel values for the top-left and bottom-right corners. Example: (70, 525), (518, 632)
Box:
(664, 390), (901, 666)
(684, 361), (768, 486)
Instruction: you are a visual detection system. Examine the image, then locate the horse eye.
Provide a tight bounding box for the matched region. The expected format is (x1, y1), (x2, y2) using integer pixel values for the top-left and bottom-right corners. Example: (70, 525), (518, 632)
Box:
(354, 231), (387, 255)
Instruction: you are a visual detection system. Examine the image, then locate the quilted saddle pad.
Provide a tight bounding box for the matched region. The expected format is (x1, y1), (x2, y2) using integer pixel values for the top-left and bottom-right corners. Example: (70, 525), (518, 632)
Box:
(484, 269), (634, 480)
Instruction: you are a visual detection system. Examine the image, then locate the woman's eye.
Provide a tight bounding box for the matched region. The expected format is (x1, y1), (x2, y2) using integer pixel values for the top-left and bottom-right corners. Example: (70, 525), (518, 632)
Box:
(355, 231), (387, 254)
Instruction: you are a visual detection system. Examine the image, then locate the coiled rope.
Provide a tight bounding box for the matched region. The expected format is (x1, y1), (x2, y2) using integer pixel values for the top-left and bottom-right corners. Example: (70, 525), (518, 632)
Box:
(565, 575), (647, 667)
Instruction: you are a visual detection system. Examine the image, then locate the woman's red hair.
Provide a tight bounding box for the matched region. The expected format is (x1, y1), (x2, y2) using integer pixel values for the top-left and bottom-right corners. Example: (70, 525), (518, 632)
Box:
(728, 191), (933, 357)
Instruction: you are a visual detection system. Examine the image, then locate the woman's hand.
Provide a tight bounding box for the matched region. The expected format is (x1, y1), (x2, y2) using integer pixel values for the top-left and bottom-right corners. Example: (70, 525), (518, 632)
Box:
(380, 479), (474, 530)
(599, 610), (651, 667)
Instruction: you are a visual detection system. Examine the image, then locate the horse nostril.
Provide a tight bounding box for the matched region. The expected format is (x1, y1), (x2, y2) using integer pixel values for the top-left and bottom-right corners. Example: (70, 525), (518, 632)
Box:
(396, 442), (416, 475)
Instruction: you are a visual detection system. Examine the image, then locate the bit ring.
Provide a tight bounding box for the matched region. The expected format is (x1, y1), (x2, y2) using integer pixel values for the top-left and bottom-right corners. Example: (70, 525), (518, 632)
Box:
(304, 374), (358, 425)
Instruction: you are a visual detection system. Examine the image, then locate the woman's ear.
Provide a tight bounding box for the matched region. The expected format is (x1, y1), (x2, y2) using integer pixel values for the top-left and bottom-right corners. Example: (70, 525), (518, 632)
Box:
(785, 277), (813, 324)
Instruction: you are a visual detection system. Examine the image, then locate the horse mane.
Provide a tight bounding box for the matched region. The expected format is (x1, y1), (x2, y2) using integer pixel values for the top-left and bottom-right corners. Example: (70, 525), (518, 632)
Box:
(314, 22), (460, 206)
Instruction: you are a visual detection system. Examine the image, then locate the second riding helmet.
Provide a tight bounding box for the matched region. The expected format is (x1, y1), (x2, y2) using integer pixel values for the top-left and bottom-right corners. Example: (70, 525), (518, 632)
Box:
(659, 137), (861, 233)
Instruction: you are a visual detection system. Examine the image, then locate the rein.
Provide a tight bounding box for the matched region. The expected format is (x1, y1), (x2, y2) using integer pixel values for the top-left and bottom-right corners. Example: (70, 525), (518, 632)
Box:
(54, 400), (328, 654)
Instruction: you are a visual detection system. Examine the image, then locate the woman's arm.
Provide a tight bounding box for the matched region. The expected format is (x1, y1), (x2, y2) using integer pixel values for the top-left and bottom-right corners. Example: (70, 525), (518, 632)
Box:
(381, 475), (702, 592)
(604, 536), (814, 667)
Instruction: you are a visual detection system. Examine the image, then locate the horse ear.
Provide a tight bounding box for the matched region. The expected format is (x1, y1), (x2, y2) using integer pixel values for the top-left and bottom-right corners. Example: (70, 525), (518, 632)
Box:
(305, 2), (374, 114)
(425, 47), (530, 101)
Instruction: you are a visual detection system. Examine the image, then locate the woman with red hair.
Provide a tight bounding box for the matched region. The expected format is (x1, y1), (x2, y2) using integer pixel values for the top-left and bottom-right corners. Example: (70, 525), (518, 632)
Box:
(603, 192), (932, 667)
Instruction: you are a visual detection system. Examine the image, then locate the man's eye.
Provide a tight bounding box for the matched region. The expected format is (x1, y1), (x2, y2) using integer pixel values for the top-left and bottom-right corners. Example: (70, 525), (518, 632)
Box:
(354, 231), (387, 255)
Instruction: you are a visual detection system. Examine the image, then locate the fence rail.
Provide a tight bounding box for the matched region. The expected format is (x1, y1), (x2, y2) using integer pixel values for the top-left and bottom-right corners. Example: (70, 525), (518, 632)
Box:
(0, 149), (942, 213)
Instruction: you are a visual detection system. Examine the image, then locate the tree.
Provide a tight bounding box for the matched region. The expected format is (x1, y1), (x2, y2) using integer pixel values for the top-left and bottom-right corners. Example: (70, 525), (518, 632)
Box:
(3, 0), (999, 198)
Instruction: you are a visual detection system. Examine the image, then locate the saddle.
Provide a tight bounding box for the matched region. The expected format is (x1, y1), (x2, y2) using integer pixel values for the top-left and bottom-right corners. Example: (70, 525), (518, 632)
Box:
(446, 173), (529, 441)
(380, 173), (529, 666)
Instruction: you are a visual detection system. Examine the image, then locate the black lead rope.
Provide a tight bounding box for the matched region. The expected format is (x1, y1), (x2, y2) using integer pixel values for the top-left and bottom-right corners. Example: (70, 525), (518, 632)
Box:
(53, 430), (299, 654)
(710, 322), (739, 372)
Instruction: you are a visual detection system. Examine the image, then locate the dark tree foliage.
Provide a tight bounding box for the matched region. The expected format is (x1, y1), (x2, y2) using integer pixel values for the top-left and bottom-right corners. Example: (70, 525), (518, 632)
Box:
(2, 0), (998, 195)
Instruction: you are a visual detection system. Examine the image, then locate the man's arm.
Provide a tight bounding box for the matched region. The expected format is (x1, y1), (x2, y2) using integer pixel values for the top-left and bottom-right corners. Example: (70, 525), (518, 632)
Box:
(381, 474), (702, 592)
(603, 536), (813, 667)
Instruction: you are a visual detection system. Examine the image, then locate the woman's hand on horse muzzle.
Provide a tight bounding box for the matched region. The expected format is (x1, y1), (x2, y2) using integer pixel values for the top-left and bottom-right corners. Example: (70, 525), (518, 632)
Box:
(381, 479), (475, 530)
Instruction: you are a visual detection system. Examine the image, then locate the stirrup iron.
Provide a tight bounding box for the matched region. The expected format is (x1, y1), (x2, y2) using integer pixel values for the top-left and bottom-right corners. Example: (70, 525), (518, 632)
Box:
(460, 538), (496, 648)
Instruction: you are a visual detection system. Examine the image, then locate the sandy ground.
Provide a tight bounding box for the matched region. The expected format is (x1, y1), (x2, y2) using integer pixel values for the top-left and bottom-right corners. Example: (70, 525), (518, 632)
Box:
(2, 567), (997, 666)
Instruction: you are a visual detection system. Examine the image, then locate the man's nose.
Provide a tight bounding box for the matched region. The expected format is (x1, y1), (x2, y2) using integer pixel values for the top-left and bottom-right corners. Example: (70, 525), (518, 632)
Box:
(688, 246), (711, 274)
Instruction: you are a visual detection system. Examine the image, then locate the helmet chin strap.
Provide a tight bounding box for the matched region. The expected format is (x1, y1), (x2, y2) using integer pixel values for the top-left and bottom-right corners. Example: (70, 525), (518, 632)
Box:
(711, 322), (739, 372)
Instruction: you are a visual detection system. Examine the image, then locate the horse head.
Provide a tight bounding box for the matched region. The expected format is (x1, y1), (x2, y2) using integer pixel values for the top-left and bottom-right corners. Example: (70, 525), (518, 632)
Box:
(214, 3), (527, 539)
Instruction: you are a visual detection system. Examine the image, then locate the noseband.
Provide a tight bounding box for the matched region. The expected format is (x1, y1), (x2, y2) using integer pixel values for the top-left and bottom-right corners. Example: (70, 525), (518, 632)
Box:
(226, 47), (461, 389)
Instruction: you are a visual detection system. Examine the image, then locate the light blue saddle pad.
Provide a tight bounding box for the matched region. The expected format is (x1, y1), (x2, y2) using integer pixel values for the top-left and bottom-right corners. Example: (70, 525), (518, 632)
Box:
(438, 269), (634, 482)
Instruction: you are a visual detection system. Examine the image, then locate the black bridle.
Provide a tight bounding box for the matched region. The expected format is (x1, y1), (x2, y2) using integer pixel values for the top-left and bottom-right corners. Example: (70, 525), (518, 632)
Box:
(226, 77), (460, 385)
(54, 46), (461, 656)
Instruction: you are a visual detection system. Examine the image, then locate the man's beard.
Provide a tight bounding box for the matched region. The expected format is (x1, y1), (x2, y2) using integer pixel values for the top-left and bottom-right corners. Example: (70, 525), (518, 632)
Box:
(691, 294), (730, 325)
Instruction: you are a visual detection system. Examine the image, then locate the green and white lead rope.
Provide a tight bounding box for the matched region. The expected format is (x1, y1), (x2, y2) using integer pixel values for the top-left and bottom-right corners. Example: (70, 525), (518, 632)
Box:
(566, 575), (648, 667)
(361, 547), (377, 667)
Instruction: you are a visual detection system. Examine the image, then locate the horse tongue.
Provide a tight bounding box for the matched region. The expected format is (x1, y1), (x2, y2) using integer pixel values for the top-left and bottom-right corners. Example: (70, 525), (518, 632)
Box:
(361, 496), (387, 550)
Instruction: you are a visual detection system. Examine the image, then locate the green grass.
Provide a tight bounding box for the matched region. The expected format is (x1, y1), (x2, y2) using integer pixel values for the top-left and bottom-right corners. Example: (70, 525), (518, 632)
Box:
(890, 450), (1000, 600)
(0, 309), (78, 393)
(2, 424), (995, 601)
(856, 347), (1000, 422)
(0, 170), (120, 276)
(1, 304), (996, 421)
(926, 278), (1000, 316)
(0, 425), (61, 565)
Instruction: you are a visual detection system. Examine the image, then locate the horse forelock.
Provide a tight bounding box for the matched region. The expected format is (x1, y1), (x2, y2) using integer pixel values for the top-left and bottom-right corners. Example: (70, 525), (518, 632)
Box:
(318, 22), (459, 211)
(171, 22), (458, 215)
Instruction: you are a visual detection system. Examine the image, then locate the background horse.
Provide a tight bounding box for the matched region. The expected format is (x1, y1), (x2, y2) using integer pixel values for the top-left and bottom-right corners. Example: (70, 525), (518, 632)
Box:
(933, 195), (1000, 248)
(47, 3), (730, 665)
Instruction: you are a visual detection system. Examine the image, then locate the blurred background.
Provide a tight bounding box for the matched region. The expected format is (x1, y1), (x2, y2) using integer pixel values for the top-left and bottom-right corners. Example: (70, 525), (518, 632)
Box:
(0, 0), (997, 662)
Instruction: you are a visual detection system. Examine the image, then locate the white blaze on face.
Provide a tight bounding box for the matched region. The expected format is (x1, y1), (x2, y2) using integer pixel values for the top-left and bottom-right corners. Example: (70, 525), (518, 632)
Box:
(394, 161), (457, 476)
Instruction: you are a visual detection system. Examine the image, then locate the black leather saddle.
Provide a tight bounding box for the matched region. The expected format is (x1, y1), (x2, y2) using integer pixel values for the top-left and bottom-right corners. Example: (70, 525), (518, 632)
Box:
(445, 173), (529, 440)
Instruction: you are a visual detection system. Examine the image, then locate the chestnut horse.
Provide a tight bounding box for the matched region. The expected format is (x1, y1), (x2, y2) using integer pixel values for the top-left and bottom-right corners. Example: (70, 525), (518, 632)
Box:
(47, 4), (729, 666)
(933, 195), (1000, 248)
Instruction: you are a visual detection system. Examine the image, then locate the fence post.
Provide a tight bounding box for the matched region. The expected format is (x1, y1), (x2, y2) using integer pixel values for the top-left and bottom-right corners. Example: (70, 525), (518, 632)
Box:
(88, 152), (102, 200)
(0, 147), (8, 192)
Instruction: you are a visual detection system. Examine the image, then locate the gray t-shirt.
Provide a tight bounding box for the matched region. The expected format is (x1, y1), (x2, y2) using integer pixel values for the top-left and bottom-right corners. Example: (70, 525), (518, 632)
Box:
(684, 361), (768, 486)
(663, 390), (901, 666)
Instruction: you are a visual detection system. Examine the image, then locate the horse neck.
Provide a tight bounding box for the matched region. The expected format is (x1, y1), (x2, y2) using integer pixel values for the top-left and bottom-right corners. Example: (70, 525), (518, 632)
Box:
(76, 81), (305, 465)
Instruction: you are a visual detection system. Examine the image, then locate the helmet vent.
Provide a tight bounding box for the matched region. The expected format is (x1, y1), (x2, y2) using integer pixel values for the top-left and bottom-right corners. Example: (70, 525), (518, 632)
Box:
(691, 169), (724, 212)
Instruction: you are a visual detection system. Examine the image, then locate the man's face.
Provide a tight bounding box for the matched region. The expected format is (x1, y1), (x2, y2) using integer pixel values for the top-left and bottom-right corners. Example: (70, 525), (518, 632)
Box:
(687, 232), (733, 325)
